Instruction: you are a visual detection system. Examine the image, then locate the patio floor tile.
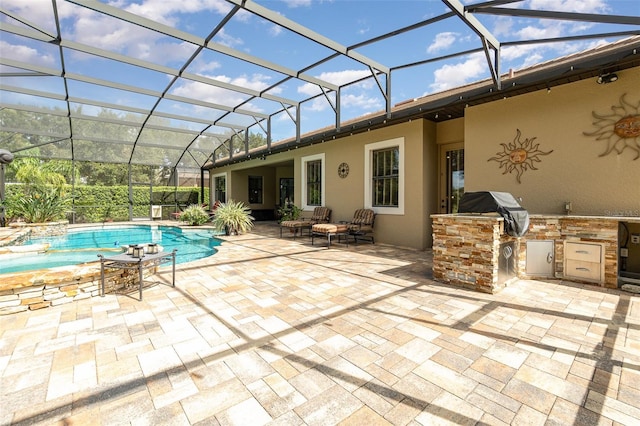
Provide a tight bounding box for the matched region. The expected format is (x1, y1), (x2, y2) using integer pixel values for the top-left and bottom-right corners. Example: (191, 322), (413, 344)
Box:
(1, 222), (639, 425)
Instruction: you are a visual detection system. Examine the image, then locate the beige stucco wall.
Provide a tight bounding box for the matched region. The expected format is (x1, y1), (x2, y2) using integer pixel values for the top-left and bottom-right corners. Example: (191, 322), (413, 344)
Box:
(464, 66), (640, 215)
(307, 119), (437, 249)
(230, 166), (277, 210)
(209, 66), (639, 248)
(209, 119), (438, 250)
(436, 117), (464, 144)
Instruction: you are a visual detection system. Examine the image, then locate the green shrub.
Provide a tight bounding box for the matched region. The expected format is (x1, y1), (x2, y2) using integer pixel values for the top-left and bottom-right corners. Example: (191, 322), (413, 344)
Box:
(4, 186), (71, 223)
(180, 204), (210, 226)
(277, 204), (302, 222)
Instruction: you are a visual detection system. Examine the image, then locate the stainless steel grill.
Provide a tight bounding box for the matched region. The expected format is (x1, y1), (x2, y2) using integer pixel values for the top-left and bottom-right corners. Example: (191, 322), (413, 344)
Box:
(458, 191), (530, 237)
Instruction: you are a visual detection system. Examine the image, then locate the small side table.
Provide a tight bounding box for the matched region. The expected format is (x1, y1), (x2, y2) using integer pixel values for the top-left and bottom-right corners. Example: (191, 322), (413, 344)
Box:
(98, 249), (177, 300)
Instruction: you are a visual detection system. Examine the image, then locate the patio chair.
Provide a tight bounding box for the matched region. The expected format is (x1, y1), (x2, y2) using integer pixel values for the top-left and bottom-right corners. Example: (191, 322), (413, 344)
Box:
(311, 208), (375, 247)
(280, 206), (331, 239)
(348, 208), (375, 244)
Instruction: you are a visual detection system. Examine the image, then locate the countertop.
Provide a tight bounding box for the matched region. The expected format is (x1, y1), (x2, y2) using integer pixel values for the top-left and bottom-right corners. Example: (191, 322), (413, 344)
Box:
(431, 213), (640, 223)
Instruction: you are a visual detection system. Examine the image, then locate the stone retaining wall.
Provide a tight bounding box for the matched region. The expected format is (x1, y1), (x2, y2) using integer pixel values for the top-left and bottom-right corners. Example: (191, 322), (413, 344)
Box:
(9, 220), (68, 238)
(0, 262), (158, 315)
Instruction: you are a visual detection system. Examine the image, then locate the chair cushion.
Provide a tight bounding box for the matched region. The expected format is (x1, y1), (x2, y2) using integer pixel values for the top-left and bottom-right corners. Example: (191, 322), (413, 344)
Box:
(281, 220), (310, 228)
(352, 209), (374, 225)
(349, 224), (373, 233)
(310, 207), (331, 223)
(312, 223), (349, 234)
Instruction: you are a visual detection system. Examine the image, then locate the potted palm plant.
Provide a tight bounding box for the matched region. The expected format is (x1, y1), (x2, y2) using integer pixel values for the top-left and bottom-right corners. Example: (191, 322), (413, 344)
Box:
(277, 204), (302, 222)
(210, 200), (254, 235)
(180, 204), (210, 226)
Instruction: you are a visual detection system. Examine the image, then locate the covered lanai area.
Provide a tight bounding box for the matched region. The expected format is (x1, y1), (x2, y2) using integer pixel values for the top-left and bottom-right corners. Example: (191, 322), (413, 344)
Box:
(2, 1), (639, 222)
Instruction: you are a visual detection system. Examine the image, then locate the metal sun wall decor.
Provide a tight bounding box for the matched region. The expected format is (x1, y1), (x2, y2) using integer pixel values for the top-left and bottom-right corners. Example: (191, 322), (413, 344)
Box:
(583, 94), (640, 160)
(488, 129), (553, 184)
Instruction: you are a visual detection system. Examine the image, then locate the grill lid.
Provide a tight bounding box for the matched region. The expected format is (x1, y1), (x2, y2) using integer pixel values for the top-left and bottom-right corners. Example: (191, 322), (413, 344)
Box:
(458, 191), (530, 237)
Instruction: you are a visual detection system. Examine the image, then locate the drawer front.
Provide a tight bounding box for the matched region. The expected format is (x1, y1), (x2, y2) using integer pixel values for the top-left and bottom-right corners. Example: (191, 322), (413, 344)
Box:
(565, 259), (601, 281)
(565, 242), (601, 262)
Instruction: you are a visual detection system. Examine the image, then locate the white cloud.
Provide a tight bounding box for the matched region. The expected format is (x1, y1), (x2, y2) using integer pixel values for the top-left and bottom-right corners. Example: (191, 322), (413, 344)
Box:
(298, 69), (373, 96)
(427, 32), (459, 54)
(0, 40), (56, 67)
(304, 91), (381, 113)
(123, 0), (233, 25)
(51, 0), (235, 65)
(191, 60), (222, 74)
(428, 53), (486, 93)
(357, 18), (370, 36)
(496, 0), (608, 42)
(1, 0), (56, 31)
(172, 73), (280, 109)
(341, 93), (383, 110)
(282, 0), (313, 7)
(526, 0), (609, 14)
(516, 24), (563, 40)
(490, 16), (511, 38)
(215, 28), (245, 49)
(298, 70), (381, 113)
(501, 44), (539, 62)
(306, 97), (333, 112)
(270, 24), (283, 36)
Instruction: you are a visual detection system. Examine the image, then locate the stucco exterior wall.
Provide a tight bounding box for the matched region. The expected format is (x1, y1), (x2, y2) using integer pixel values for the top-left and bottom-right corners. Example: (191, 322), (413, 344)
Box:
(230, 166), (277, 210)
(315, 119), (436, 249)
(436, 117), (464, 144)
(464, 66), (640, 216)
(210, 66), (639, 248)
(210, 119), (438, 250)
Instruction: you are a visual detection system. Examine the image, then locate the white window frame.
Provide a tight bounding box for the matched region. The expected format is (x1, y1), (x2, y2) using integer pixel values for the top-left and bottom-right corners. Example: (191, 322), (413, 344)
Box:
(364, 137), (404, 215)
(301, 153), (325, 211)
(212, 172), (227, 203)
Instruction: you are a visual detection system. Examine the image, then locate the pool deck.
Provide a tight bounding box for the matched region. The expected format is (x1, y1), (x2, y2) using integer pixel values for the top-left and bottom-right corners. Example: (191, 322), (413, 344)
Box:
(1, 221), (639, 425)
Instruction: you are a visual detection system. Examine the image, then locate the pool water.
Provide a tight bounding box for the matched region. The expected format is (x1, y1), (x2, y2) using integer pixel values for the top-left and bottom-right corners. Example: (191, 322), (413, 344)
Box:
(1, 225), (222, 274)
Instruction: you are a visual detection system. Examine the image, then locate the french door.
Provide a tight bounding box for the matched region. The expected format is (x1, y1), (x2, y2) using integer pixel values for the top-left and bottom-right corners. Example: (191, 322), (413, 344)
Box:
(439, 143), (464, 214)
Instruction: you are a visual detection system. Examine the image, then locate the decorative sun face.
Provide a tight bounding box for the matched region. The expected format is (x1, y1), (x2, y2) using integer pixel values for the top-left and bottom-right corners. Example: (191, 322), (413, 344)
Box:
(583, 94), (640, 160)
(488, 129), (553, 184)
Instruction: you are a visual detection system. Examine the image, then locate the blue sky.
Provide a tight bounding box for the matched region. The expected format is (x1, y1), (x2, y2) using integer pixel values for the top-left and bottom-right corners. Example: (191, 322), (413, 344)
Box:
(2, 0), (639, 144)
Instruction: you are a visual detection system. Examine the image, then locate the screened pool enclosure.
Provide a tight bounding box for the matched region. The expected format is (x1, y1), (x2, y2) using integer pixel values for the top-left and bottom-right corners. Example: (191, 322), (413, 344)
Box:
(1, 1), (638, 223)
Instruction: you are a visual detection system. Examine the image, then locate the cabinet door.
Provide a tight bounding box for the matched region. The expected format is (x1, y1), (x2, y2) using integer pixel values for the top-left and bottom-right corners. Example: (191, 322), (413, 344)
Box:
(526, 240), (554, 277)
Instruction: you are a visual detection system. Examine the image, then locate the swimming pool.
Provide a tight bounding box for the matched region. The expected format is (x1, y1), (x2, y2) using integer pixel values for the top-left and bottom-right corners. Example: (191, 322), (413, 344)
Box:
(1, 224), (222, 274)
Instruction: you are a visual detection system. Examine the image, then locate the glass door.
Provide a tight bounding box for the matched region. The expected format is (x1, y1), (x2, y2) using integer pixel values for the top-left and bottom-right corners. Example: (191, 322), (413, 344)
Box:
(279, 178), (294, 207)
(214, 175), (226, 203)
(439, 143), (464, 214)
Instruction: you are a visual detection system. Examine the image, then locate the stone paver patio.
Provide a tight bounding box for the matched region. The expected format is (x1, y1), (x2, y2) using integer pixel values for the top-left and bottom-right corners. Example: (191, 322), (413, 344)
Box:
(1, 222), (639, 425)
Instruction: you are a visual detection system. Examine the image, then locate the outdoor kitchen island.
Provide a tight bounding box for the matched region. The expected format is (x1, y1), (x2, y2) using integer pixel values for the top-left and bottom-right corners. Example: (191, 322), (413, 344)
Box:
(431, 213), (640, 294)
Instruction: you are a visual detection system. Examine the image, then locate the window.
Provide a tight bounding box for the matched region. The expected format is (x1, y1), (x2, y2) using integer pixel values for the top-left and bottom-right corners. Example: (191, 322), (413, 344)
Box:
(213, 173), (226, 203)
(306, 160), (322, 206)
(301, 153), (325, 210)
(373, 147), (399, 207)
(365, 137), (404, 215)
(248, 176), (263, 204)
